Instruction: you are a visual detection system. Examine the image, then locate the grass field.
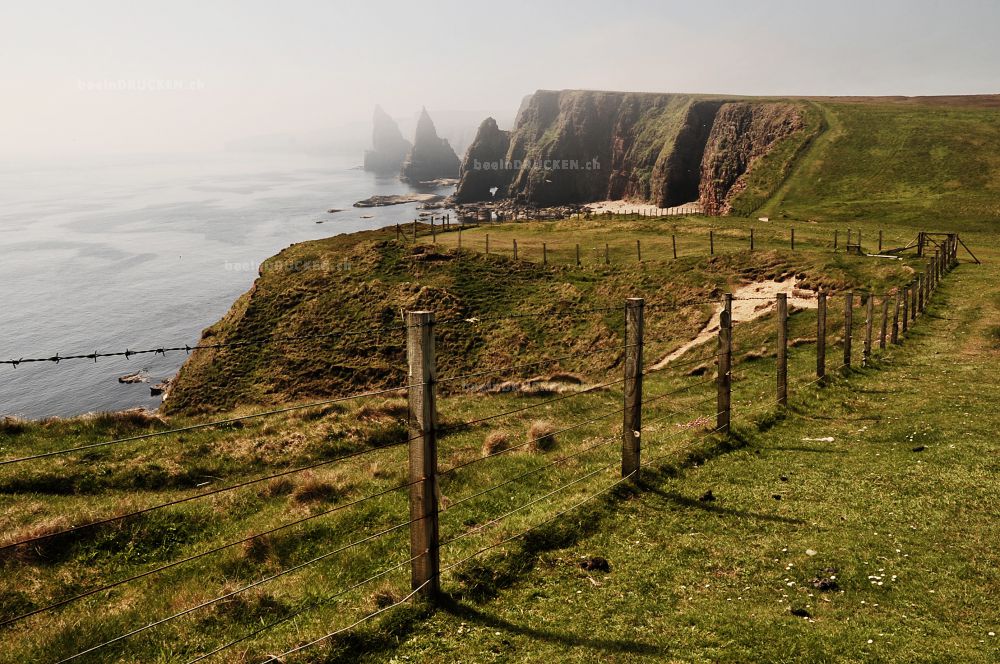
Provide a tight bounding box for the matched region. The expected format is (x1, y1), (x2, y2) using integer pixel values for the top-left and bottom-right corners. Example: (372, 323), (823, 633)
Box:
(1, 96), (998, 662)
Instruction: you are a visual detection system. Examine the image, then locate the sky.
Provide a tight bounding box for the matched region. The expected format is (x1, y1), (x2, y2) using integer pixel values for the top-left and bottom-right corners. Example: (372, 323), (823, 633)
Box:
(1, 0), (998, 159)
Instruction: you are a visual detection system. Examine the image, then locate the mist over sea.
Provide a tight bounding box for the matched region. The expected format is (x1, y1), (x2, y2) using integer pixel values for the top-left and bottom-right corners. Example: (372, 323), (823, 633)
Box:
(0, 151), (453, 419)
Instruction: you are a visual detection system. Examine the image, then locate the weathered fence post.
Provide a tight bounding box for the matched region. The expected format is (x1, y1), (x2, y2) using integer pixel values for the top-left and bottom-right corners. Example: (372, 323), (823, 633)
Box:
(817, 291), (827, 381)
(605, 243), (610, 265)
(406, 310), (439, 599)
(717, 307), (732, 433)
(710, 230), (714, 255)
(892, 290), (901, 344)
(916, 274), (924, 315)
(513, 239), (518, 260)
(622, 298), (644, 478)
(458, 225), (462, 249)
(879, 295), (889, 349)
(724, 292), (733, 318)
(672, 235), (677, 259)
(431, 218), (436, 243)
(576, 243), (581, 266)
(910, 280), (918, 322)
(750, 228), (755, 251)
(791, 228), (795, 251)
(777, 293), (788, 407)
(902, 285), (910, 334)
(543, 242), (547, 265)
(863, 294), (874, 366)
(844, 292), (854, 372)
(917, 231), (925, 257)
(485, 233), (490, 254)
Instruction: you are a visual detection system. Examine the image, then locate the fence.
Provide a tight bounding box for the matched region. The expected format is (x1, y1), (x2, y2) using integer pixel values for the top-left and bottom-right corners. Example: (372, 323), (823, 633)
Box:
(0, 236), (960, 662)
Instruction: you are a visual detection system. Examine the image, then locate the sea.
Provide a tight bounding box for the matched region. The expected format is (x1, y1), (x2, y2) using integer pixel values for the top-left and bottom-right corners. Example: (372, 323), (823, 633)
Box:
(0, 151), (455, 419)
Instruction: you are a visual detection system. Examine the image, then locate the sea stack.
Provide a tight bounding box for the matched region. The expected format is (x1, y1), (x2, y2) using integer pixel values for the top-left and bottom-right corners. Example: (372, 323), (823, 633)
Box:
(400, 107), (460, 183)
(363, 106), (412, 173)
(454, 117), (511, 203)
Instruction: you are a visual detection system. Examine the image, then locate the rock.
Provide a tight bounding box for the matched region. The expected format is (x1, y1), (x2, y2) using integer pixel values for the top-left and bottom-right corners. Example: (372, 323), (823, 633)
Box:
(400, 108), (460, 183)
(326, 208), (344, 214)
(118, 371), (148, 384)
(150, 378), (172, 396)
(790, 607), (811, 618)
(454, 117), (512, 203)
(579, 556), (611, 573)
(912, 445), (926, 452)
(363, 106), (412, 174)
(353, 193), (443, 208)
(772, 494), (782, 500)
(699, 489), (716, 502)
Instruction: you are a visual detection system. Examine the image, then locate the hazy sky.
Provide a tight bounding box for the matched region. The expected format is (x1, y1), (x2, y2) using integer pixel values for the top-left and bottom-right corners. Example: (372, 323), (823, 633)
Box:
(2, 0), (997, 159)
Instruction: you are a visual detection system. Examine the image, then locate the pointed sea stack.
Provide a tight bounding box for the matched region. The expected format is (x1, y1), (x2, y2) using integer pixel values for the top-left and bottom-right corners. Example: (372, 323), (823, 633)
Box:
(363, 106), (412, 173)
(454, 117), (511, 203)
(400, 108), (460, 183)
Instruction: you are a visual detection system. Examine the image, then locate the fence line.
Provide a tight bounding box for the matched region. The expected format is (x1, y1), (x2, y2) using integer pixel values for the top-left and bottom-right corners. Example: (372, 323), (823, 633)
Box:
(1, 233), (959, 662)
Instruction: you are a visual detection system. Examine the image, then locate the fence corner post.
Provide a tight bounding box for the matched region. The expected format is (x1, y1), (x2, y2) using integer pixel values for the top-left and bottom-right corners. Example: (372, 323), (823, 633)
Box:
(777, 292), (788, 407)
(717, 306), (732, 434)
(622, 298), (644, 478)
(406, 310), (439, 600)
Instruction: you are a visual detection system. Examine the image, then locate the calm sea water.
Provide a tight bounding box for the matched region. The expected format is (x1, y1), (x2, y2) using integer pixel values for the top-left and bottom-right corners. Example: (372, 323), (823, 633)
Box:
(0, 151), (453, 419)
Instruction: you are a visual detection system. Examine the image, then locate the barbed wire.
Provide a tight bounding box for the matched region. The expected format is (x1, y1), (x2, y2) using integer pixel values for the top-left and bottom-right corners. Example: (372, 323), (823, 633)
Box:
(54, 517), (418, 663)
(0, 477), (418, 628)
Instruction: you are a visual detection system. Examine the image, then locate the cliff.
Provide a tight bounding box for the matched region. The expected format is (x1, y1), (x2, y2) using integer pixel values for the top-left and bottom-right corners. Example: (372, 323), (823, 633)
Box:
(363, 106), (412, 173)
(699, 103), (803, 215)
(454, 90), (806, 214)
(400, 108), (461, 183)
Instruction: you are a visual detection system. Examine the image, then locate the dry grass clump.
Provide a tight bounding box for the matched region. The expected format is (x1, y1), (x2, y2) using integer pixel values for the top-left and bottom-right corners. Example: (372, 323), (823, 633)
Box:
(791, 336), (816, 347)
(367, 583), (402, 610)
(241, 535), (275, 563)
(0, 416), (29, 435)
(482, 430), (510, 456)
(290, 471), (343, 504)
(85, 408), (164, 430)
(527, 420), (558, 452)
(260, 476), (295, 497)
(355, 399), (408, 421)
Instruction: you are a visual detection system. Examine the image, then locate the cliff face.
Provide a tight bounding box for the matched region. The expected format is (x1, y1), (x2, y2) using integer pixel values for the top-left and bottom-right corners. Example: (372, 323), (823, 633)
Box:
(699, 103), (803, 215)
(454, 90), (804, 213)
(454, 117), (511, 202)
(363, 106), (412, 173)
(400, 108), (461, 183)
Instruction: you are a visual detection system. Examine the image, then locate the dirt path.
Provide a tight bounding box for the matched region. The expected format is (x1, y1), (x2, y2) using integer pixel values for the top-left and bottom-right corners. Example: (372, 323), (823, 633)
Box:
(651, 279), (817, 370)
(585, 200), (703, 215)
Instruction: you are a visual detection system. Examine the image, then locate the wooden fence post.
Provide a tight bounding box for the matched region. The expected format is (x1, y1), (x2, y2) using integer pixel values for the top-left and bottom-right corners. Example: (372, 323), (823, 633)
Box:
(672, 235), (677, 259)
(431, 218), (436, 242)
(910, 280), (918, 321)
(636, 240), (642, 262)
(791, 228), (795, 251)
(750, 228), (754, 251)
(879, 295), (889, 350)
(458, 225), (462, 249)
(622, 298), (644, 478)
(406, 310), (439, 599)
(717, 307), (732, 433)
(917, 231), (925, 257)
(710, 230), (714, 255)
(513, 239), (517, 260)
(817, 291), (827, 382)
(863, 294), (874, 366)
(576, 243), (581, 266)
(543, 242), (547, 265)
(892, 290), (901, 344)
(916, 274), (924, 315)
(486, 233), (490, 254)
(777, 293), (788, 407)
(605, 243), (610, 265)
(844, 292), (854, 372)
(902, 285), (910, 334)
